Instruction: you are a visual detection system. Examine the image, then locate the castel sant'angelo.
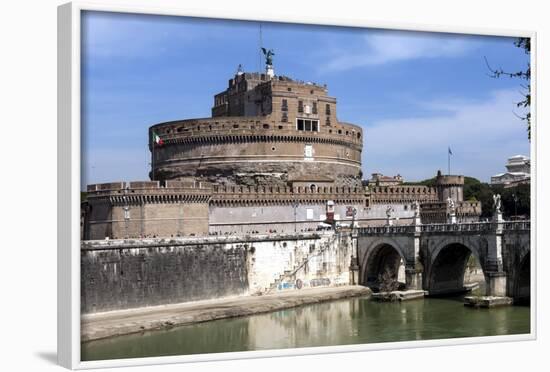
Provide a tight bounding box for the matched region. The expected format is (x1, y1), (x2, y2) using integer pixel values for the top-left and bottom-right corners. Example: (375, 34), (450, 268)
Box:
(82, 54), (481, 240)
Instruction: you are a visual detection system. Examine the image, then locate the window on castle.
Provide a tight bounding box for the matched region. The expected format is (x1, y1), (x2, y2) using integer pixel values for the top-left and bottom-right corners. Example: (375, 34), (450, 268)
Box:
(296, 119), (319, 132)
(326, 116), (331, 126)
(281, 99), (288, 111)
(325, 104), (331, 115)
(312, 121), (318, 131)
(281, 112), (288, 123)
(312, 102), (318, 114)
(298, 100), (304, 113)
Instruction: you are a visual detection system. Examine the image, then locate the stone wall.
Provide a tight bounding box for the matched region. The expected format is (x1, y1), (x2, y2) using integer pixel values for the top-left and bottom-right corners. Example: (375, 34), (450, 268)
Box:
(81, 239), (248, 313)
(81, 232), (353, 314)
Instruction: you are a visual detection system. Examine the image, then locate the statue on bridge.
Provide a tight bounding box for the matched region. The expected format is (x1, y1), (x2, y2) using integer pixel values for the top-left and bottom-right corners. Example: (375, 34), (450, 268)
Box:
(493, 193), (502, 213)
(386, 205), (394, 219)
(446, 197), (455, 213)
(446, 197), (457, 224)
(412, 200), (421, 217)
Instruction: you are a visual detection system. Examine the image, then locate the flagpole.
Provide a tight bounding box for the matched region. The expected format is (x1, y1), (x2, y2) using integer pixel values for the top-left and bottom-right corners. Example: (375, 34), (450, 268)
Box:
(259, 23), (263, 72)
(448, 148), (450, 175)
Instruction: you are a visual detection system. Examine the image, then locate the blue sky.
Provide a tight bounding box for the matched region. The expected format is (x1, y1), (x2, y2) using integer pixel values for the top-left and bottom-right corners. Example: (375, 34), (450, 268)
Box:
(81, 11), (530, 187)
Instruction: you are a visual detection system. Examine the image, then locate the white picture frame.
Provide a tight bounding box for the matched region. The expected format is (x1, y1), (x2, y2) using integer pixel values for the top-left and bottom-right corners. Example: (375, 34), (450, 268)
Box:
(58, 1), (537, 369)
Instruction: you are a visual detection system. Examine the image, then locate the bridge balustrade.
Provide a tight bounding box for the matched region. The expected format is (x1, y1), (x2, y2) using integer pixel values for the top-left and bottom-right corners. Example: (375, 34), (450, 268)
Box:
(357, 221), (530, 236)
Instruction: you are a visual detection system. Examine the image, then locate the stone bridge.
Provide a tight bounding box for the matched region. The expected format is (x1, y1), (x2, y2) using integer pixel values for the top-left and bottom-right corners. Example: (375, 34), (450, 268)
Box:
(355, 220), (530, 302)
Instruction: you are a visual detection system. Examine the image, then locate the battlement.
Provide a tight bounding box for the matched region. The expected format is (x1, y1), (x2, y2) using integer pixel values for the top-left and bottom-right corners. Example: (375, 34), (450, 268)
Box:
(86, 180), (213, 202)
(369, 185), (436, 194)
(436, 173), (464, 186)
(368, 185), (438, 204)
(85, 179), (366, 208)
(211, 184), (364, 206)
(421, 200), (481, 211)
(215, 72), (327, 104)
(420, 200), (482, 224)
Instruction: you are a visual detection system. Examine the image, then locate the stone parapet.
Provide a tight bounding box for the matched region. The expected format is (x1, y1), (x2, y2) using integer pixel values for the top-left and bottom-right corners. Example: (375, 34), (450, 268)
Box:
(150, 118), (362, 148)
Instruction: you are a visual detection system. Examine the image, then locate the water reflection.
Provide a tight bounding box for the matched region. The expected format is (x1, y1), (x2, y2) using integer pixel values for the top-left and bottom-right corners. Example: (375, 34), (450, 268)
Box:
(82, 296), (530, 361)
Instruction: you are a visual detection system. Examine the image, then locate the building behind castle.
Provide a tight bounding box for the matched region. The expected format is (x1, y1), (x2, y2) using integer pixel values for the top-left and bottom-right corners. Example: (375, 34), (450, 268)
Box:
(491, 155), (530, 187)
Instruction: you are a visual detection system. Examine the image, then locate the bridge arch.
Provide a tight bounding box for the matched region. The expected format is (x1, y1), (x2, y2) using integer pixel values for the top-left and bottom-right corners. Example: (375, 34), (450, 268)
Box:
(360, 237), (407, 291)
(426, 239), (487, 296)
(513, 251), (530, 304)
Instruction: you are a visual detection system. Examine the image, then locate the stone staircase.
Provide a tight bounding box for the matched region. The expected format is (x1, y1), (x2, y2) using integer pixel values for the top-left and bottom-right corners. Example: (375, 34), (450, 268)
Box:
(264, 234), (338, 294)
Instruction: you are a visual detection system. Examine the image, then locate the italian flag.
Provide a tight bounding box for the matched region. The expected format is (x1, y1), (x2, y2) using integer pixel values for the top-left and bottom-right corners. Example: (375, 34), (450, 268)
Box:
(152, 131), (164, 146)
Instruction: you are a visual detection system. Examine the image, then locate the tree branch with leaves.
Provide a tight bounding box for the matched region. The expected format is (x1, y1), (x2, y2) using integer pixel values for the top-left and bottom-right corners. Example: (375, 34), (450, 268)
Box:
(484, 37), (531, 140)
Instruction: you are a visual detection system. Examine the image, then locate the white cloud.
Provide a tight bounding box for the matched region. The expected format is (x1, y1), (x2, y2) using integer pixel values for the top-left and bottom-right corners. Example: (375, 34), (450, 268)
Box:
(323, 31), (475, 72)
(363, 89), (530, 182)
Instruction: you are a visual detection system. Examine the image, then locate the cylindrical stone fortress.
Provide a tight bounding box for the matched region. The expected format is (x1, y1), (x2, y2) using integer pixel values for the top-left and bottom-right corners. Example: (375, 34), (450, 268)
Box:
(149, 72), (363, 187)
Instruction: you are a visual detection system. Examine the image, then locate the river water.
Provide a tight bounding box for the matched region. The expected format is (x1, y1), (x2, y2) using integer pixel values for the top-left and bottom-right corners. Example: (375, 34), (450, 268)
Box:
(81, 292), (530, 361)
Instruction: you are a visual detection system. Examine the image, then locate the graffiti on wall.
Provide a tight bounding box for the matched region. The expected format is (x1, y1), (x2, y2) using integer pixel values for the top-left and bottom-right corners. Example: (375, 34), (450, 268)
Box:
(276, 277), (332, 291)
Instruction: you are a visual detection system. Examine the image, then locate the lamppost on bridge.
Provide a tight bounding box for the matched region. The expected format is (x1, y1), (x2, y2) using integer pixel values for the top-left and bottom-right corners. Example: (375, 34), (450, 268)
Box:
(293, 199), (299, 233)
(122, 185), (130, 239)
(512, 193), (518, 218)
(351, 207), (357, 230)
(350, 207), (360, 285)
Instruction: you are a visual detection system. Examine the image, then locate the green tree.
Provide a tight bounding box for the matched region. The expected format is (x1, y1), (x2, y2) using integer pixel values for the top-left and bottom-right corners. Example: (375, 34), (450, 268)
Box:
(499, 183), (530, 218)
(463, 178), (495, 218)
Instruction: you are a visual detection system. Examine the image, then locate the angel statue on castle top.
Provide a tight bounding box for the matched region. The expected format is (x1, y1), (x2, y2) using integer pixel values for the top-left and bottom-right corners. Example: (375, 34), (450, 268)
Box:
(261, 48), (275, 66)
